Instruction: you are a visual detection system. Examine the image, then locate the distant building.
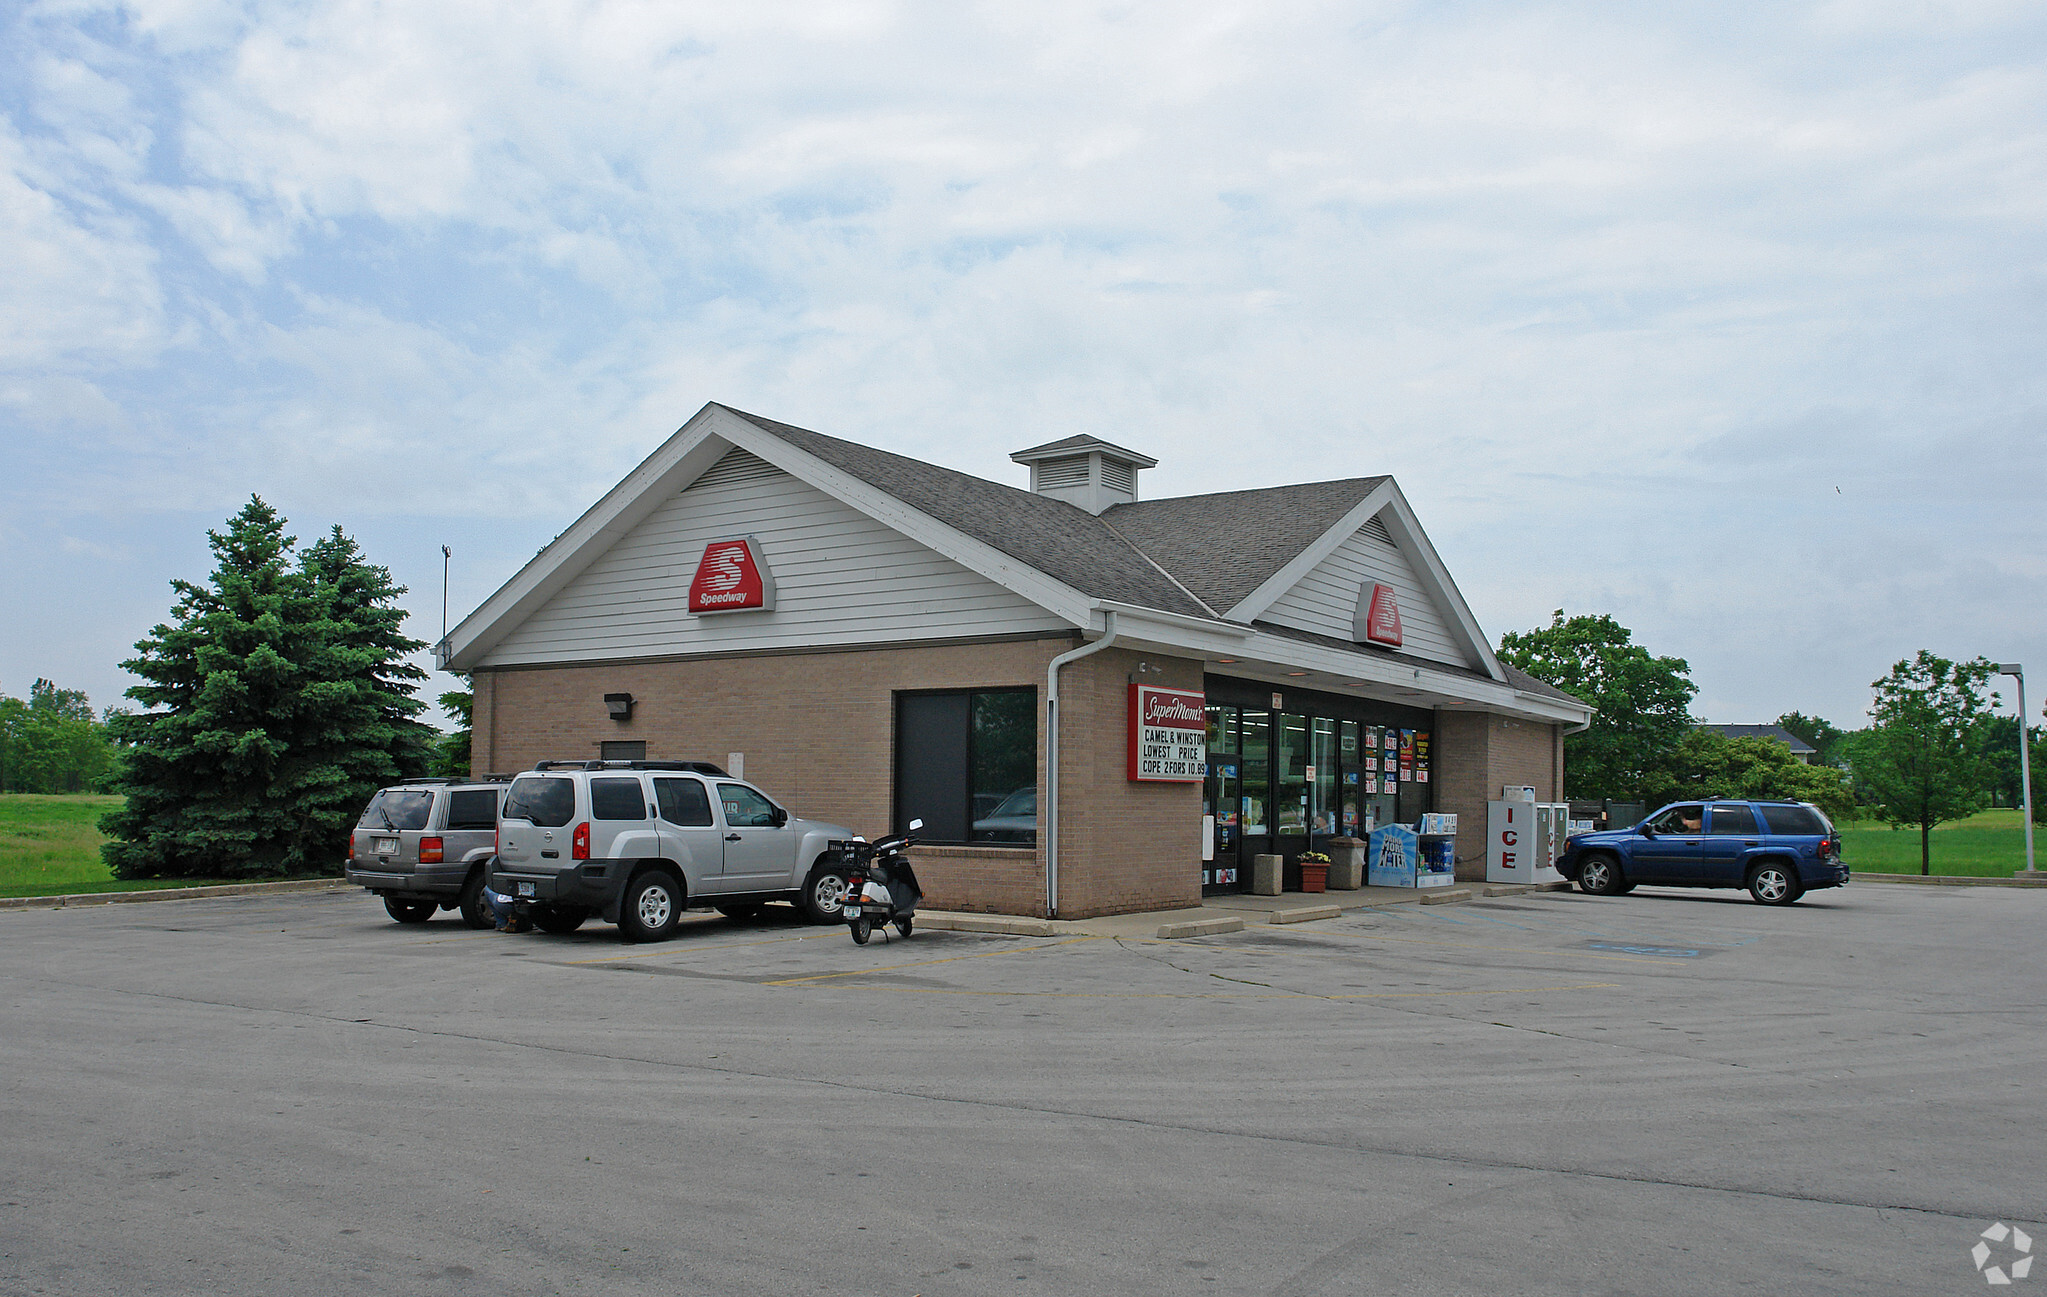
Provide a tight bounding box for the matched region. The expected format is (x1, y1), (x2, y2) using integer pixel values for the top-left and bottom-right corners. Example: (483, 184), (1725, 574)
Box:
(1697, 724), (1816, 763)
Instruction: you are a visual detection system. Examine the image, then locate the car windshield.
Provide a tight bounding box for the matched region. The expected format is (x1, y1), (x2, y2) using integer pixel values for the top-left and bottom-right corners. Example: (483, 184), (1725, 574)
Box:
(503, 777), (576, 828)
(358, 789), (434, 831)
(989, 788), (1035, 817)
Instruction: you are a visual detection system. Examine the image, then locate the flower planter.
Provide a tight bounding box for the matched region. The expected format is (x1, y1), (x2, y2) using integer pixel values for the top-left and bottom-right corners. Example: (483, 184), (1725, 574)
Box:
(1298, 862), (1328, 893)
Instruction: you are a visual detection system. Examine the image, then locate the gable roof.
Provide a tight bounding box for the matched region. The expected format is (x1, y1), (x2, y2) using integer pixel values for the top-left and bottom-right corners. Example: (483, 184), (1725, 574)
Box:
(443, 401), (1585, 724)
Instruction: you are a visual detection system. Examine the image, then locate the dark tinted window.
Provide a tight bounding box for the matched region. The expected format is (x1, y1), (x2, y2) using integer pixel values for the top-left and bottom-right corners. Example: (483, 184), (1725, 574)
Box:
(1707, 805), (1758, 835)
(895, 688), (1038, 844)
(655, 778), (713, 827)
(504, 777), (575, 828)
(590, 777), (648, 821)
(1759, 804), (1826, 835)
(359, 789), (434, 830)
(443, 789), (499, 831)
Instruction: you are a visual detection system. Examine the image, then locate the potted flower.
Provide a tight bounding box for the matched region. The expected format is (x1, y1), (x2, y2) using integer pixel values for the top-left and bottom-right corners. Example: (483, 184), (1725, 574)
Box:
(1296, 851), (1331, 893)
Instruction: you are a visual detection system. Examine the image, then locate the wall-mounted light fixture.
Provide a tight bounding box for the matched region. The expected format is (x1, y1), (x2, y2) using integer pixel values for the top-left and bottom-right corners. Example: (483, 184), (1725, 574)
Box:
(604, 693), (635, 722)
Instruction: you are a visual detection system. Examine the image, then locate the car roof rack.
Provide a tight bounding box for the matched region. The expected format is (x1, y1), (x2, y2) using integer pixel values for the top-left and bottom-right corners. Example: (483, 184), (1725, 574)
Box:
(391, 774), (514, 787)
(529, 759), (729, 775)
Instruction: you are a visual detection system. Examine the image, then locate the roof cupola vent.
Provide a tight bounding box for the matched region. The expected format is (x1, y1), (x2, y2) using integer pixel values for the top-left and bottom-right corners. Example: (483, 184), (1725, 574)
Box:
(1009, 435), (1158, 515)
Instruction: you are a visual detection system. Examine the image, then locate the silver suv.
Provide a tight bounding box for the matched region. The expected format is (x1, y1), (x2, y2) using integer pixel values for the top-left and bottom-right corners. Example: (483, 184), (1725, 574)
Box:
(348, 778), (509, 927)
(488, 761), (859, 941)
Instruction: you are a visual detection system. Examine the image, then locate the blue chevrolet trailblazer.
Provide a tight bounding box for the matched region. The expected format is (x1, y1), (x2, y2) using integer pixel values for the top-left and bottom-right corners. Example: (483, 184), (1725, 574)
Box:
(1557, 800), (1848, 905)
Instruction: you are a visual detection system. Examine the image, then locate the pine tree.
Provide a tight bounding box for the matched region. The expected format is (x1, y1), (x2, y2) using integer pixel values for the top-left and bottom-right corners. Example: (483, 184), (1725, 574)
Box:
(101, 500), (434, 878)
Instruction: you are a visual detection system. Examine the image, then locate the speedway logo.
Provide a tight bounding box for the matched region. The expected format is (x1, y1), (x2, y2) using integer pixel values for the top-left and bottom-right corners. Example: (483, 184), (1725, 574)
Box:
(687, 537), (775, 614)
(1356, 582), (1403, 647)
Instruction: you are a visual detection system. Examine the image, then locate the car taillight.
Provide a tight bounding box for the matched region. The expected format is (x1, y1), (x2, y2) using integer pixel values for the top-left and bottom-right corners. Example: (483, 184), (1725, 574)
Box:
(418, 836), (443, 864)
(347, 838), (355, 861)
(572, 823), (591, 861)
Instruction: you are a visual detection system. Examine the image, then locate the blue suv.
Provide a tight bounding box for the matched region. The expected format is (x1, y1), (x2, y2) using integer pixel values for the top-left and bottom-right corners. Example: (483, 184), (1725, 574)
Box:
(1557, 800), (1847, 905)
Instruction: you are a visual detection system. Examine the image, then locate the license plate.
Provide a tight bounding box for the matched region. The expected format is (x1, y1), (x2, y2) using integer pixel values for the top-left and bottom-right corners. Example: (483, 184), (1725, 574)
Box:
(516, 882), (536, 897)
(374, 837), (399, 855)
(842, 905), (861, 918)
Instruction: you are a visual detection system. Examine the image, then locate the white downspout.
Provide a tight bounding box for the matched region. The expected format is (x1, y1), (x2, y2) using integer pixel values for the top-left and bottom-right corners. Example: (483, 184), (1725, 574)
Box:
(1044, 610), (1119, 919)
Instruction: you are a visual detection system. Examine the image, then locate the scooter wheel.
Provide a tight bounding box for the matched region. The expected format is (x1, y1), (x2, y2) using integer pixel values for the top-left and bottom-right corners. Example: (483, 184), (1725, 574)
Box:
(850, 917), (872, 945)
(895, 916), (912, 938)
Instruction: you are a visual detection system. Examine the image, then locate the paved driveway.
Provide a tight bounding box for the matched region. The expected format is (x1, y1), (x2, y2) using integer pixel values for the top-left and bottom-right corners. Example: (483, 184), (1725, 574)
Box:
(3, 882), (2041, 1295)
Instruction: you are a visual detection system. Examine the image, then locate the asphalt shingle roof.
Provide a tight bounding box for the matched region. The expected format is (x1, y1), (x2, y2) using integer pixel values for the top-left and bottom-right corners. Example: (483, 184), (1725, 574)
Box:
(1101, 479), (1388, 615)
(722, 407), (1210, 619)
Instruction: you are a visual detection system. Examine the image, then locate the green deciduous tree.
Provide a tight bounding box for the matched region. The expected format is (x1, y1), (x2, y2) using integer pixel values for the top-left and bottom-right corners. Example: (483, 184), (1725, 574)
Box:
(1643, 729), (1855, 820)
(0, 679), (117, 793)
(1775, 711), (1849, 768)
(1497, 611), (1698, 801)
(100, 498), (435, 879)
(1847, 651), (1998, 875)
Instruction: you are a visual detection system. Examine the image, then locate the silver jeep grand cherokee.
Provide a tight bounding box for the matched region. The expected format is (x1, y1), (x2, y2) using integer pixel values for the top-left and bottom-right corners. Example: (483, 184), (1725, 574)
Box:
(488, 760), (859, 941)
(348, 777), (510, 927)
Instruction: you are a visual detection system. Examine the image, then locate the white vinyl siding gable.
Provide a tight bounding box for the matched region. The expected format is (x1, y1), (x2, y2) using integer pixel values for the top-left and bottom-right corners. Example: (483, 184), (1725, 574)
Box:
(1259, 517), (1473, 669)
(481, 456), (1070, 666)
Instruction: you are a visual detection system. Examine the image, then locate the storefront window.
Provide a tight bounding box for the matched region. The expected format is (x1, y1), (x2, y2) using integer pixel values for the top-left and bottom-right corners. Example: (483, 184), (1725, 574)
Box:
(1240, 710), (1269, 837)
(895, 688), (1037, 844)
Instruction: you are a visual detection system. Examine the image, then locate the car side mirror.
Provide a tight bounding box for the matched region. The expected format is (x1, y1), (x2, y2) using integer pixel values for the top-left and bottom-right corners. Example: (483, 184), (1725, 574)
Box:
(909, 818), (924, 832)
(771, 807), (788, 827)
(1639, 825), (1655, 838)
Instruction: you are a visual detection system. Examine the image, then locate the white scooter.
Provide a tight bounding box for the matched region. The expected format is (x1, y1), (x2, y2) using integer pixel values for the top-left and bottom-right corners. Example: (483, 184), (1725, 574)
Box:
(840, 819), (923, 945)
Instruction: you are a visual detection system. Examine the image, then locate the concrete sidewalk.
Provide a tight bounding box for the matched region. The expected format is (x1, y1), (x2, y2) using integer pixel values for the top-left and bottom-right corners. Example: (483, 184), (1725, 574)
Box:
(916, 879), (1573, 940)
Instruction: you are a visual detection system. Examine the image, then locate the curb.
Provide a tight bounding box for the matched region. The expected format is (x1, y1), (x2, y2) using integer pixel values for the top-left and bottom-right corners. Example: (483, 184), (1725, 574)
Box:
(0, 878), (350, 911)
(1419, 887), (1474, 906)
(1268, 904), (1342, 925)
(1156, 916), (1247, 940)
(914, 913), (1060, 936)
(1854, 872), (2047, 888)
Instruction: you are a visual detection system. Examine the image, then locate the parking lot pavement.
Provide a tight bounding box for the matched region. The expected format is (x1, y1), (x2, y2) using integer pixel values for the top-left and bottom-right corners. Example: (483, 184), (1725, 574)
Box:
(3, 882), (2043, 1296)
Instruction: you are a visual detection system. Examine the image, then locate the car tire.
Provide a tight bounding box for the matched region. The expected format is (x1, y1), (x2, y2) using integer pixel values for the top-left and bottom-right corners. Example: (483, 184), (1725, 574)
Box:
(1748, 862), (1803, 906)
(531, 904), (589, 934)
(1577, 854), (1624, 896)
(799, 859), (850, 924)
(619, 870), (683, 943)
(458, 871), (496, 929)
(384, 897), (435, 924)
(714, 902), (763, 921)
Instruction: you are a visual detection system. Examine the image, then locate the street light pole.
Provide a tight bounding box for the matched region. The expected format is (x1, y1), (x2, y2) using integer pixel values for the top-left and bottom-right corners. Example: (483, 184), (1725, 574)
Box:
(1996, 664), (2037, 879)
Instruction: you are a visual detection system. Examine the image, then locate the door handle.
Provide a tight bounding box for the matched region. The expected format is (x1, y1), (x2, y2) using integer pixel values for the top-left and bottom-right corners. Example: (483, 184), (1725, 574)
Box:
(726, 834), (742, 842)
(1744, 840), (1759, 846)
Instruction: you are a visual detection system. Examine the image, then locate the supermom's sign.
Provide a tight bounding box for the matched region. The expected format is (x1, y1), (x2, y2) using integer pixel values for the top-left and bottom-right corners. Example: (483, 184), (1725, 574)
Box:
(1128, 684), (1207, 782)
(687, 536), (776, 614)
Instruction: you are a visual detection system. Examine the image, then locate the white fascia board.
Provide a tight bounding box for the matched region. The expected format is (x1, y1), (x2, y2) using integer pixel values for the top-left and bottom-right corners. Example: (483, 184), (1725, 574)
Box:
(1230, 627), (1590, 725)
(1086, 600), (1253, 658)
(1222, 480), (1395, 625)
(705, 407), (1098, 628)
(443, 404), (735, 670)
(1375, 482), (1509, 683)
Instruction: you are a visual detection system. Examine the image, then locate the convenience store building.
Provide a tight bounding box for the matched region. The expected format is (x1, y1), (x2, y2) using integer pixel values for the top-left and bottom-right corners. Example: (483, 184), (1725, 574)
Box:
(440, 403), (1591, 919)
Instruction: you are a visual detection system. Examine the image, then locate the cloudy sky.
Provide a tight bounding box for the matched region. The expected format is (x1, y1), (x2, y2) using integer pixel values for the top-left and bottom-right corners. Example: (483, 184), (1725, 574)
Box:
(4, 0), (2044, 732)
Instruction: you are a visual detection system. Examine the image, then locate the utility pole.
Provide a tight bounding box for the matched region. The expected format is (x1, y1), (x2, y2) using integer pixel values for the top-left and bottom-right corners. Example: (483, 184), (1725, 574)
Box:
(1997, 664), (2037, 878)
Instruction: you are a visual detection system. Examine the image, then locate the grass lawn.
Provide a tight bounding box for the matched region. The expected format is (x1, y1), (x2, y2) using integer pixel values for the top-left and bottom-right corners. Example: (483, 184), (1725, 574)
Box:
(1837, 807), (2040, 877)
(0, 794), (336, 898)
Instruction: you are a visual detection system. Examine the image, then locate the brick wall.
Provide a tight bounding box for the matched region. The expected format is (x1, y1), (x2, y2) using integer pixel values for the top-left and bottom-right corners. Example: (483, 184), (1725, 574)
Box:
(1432, 709), (1564, 881)
(470, 637), (1207, 919)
